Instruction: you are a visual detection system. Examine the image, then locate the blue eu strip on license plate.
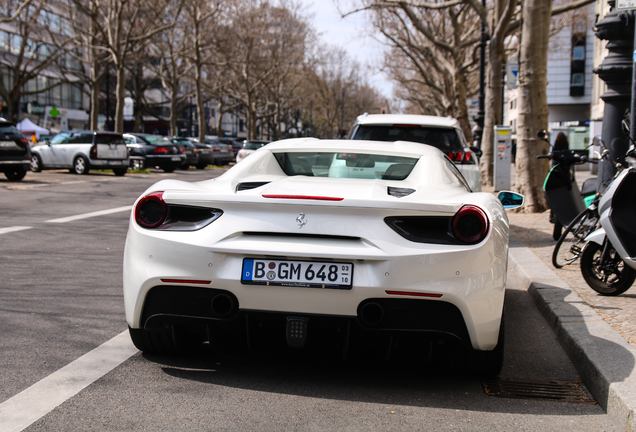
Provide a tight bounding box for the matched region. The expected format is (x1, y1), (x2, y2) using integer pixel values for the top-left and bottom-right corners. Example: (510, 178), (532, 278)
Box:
(241, 258), (353, 289)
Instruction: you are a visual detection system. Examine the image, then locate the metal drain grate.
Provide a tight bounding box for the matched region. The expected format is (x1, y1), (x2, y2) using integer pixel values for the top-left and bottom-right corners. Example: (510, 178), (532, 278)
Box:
(482, 378), (596, 404)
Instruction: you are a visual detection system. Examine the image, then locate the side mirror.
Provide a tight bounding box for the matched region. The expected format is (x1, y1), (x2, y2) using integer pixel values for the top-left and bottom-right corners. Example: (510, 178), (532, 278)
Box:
(592, 135), (604, 148)
(470, 146), (483, 158)
(537, 130), (549, 141)
(497, 191), (524, 209)
(45, 139), (50, 146)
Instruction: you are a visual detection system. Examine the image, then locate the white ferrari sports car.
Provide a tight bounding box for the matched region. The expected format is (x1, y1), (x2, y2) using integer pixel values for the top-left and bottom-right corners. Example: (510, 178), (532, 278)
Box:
(123, 138), (522, 375)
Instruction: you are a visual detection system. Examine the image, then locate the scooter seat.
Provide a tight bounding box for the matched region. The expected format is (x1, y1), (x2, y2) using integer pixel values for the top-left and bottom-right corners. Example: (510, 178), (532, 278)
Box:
(580, 177), (598, 197)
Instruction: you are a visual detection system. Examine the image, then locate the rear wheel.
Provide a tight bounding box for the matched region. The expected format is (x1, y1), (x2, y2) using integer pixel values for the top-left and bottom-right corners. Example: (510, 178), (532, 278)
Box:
(30, 154), (42, 172)
(72, 155), (89, 175)
(4, 166), (26, 181)
(581, 241), (636, 296)
(163, 166), (175, 173)
(552, 208), (598, 268)
(113, 168), (127, 176)
(131, 158), (146, 171)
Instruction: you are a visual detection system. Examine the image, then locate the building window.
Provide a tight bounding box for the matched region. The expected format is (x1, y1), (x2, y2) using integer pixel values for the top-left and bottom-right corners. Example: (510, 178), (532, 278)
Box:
(571, 73), (585, 87)
(572, 46), (585, 60)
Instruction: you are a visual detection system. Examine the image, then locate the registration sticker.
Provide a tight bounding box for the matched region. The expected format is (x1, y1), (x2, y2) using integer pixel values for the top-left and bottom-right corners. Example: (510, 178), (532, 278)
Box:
(241, 258), (353, 289)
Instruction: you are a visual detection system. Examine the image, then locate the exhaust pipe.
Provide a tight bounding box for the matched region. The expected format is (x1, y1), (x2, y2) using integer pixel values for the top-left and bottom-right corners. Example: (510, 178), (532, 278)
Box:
(359, 302), (384, 326)
(211, 293), (237, 318)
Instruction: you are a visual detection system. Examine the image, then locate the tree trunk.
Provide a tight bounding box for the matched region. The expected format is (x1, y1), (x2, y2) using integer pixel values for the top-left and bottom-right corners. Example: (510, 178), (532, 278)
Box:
(114, 64), (126, 133)
(170, 95), (179, 136)
(515, 0), (551, 212)
(454, 71), (472, 143)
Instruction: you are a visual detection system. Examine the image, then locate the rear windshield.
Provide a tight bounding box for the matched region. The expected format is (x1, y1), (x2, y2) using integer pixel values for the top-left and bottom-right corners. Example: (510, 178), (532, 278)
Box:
(95, 134), (125, 144)
(0, 123), (20, 135)
(244, 142), (268, 150)
(352, 125), (463, 152)
(274, 152), (418, 180)
(141, 135), (171, 145)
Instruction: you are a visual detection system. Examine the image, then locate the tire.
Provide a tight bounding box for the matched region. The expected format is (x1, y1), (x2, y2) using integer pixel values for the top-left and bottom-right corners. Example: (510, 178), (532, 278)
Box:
(474, 313), (505, 377)
(131, 158), (146, 171)
(196, 164), (207, 170)
(4, 166), (27, 181)
(580, 241), (636, 296)
(30, 154), (42, 172)
(72, 155), (90, 175)
(128, 326), (203, 355)
(163, 167), (175, 173)
(552, 208), (598, 268)
(113, 168), (127, 176)
(180, 164), (189, 171)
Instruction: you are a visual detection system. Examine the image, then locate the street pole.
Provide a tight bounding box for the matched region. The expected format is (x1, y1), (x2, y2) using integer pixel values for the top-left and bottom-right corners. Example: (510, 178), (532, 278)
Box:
(594, 0), (635, 192)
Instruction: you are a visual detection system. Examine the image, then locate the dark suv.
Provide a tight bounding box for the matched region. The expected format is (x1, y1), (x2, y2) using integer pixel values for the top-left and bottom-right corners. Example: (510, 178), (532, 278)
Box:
(0, 117), (31, 181)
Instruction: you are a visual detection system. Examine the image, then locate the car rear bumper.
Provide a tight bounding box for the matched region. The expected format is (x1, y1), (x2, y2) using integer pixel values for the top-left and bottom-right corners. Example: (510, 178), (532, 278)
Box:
(124, 221), (507, 351)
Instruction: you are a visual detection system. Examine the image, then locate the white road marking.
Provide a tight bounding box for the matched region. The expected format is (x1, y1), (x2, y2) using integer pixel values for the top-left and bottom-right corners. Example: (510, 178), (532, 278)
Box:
(45, 205), (132, 223)
(0, 330), (138, 432)
(0, 226), (32, 235)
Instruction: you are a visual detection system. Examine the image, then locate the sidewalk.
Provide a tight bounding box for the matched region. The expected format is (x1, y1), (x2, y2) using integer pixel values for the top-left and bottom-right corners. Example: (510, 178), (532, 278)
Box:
(506, 204), (636, 431)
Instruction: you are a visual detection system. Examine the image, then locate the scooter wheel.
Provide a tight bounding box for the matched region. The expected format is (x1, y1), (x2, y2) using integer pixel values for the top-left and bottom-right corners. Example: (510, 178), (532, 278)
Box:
(580, 242), (636, 296)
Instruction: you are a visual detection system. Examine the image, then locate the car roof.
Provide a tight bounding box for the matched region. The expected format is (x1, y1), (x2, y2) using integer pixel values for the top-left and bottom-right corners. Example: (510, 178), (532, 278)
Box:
(264, 138), (445, 157)
(354, 114), (459, 128)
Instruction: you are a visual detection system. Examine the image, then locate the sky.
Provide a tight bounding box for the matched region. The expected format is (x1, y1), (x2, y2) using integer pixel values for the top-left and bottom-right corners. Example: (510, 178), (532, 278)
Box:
(298, 0), (394, 98)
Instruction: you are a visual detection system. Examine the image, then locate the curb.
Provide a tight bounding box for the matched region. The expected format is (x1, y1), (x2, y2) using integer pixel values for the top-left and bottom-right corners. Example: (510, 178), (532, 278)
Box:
(508, 231), (636, 431)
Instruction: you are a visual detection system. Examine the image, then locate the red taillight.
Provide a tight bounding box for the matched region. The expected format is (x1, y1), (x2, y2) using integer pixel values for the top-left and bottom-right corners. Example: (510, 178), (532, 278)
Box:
(154, 146), (169, 154)
(447, 151), (473, 164)
(19, 138), (29, 145)
(90, 145), (97, 158)
(212, 147), (220, 152)
(262, 195), (344, 201)
(179, 146), (185, 153)
(135, 191), (167, 228)
(161, 279), (211, 284)
(451, 205), (489, 244)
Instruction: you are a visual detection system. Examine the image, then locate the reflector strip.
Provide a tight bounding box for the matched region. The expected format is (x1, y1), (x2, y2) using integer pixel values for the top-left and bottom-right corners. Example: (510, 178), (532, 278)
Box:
(161, 279), (211, 284)
(385, 290), (443, 298)
(262, 195), (344, 201)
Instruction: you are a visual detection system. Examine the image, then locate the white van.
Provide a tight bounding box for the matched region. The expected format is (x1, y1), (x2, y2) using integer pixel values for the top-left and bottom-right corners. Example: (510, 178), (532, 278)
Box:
(349, 114), (482, 191)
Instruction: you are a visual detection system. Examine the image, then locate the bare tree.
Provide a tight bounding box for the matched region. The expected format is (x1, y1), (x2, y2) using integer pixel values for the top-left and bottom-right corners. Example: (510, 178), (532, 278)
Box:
(368, 3), (480, 141)
(71, 0), (183, 132)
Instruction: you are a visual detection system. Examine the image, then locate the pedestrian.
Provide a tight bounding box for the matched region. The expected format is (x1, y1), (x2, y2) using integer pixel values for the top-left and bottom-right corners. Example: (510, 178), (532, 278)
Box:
(554, 132), (569, 151)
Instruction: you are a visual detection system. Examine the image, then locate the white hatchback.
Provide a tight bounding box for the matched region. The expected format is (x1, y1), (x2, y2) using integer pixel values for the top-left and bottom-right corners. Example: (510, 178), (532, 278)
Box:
(349, 114), (482, 191)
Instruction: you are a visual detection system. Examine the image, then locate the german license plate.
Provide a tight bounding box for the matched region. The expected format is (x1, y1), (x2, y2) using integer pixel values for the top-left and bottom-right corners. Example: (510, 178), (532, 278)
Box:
(0, 141), (19, 149)
(171, 157), (181, 161)
(241, 258), (353, 289)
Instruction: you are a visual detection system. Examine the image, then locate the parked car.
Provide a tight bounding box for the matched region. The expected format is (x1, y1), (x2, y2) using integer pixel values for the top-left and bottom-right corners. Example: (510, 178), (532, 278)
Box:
(230, 138), (245, 155)
(124, 137), (524, 376)
(202, 136), (234, 165)
(349, 114), (482, 191)
(30, 130), (128, 176)
(0, 117), (31, 181)
(235, 140), (270, 163)
(124, 133), (186, 173)
(170, 137), (199, 170)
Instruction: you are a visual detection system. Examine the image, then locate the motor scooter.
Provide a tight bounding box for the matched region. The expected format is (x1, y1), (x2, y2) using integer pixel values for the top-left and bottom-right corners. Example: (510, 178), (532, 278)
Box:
(537, 130), (597, 240)
(580, 146), (636, 295)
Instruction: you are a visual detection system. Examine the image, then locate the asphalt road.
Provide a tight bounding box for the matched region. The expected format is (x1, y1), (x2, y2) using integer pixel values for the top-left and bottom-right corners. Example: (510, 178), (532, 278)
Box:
(0, 168), (618, 431)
